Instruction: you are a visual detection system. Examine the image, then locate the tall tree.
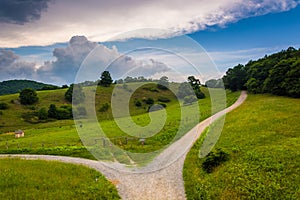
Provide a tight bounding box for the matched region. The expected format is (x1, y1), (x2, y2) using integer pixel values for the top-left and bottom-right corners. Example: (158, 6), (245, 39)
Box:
(187, 76), (205, 99)
(99, 71), (113, 87)
(19, 88), (39, 105)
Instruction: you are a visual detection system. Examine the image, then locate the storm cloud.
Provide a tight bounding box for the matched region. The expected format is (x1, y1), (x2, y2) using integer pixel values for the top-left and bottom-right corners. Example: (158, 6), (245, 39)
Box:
(36, 36), (170, 84)
(0, 50), (36, 80)
(0, 0), (51, 24)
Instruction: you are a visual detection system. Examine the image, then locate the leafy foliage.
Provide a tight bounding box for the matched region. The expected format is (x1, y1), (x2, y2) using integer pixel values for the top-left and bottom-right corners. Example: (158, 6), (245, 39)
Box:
(64, 84), (85, 104)
(99, 103), (110, 112)
(157, 96), (171, 102)
(38, 107), (48, 120)
(48, 104), (57, 118)
(223, 47), (300, 97)
(19, 88), (39, 105)
(177, 76), (205, 99)
(183, 95), (197, 105)
(0, 102), (8, 110)
(99, 71), (113, 87)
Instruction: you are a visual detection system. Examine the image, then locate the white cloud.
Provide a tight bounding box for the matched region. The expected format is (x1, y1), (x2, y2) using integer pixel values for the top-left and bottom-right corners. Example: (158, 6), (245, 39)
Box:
(36, 36), (171, 84)
(0, 0), (299, 47)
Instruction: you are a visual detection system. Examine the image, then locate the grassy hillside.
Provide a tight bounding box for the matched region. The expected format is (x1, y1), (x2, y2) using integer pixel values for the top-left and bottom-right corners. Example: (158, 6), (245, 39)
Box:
(0, 79), (59, 95)
(183, 94), (300, 199)
(0, 83), (240, 163)
(0, 158), (120, 199)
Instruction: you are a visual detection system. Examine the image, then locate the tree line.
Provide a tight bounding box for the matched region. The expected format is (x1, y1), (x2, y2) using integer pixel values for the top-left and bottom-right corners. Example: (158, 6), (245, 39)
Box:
(221, 47), (300, 98)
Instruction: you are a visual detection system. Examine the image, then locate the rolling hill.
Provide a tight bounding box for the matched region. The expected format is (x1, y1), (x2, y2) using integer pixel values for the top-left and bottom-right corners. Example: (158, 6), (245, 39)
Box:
(0, 79), (60, 95)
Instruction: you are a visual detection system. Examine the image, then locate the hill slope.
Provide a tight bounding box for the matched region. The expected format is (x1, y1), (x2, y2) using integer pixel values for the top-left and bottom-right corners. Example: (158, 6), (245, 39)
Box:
(0, 80), (59, 95)
(184, 94), (300, 199)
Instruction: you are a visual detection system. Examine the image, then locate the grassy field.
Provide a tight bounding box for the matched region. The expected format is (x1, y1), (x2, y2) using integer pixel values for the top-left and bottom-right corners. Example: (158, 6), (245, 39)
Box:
(183, 94), (300, 199)
(0, 84), (240, 164)
(0, 158), (120, 199)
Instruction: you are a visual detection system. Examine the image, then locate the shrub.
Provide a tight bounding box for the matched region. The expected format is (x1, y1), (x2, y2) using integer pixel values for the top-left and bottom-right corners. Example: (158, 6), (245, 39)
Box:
(135, 100), (142, 107)
(183, 95), (197, 105)
(145, 98), (154, 105)
(0, 102), (8, 110)
(48, 104), (57, 118)
(157, 96), (171, 103)
(159, 103), (167, 108)
(99, 103), (110, 112)
(202, 148), (229, 173)
(38, 107), (48, 120)
(56, 106), (72, 119)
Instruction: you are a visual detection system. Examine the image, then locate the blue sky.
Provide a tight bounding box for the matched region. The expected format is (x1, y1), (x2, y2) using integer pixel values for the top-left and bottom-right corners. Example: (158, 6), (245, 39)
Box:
(0, 0), (299, 85)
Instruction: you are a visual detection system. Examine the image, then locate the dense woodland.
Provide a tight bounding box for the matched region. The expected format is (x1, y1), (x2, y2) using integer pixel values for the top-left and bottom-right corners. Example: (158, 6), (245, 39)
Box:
(222, 47), (300, 98)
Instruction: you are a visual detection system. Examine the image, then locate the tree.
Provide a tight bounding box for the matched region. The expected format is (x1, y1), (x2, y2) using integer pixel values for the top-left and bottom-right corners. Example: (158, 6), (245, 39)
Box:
(48, 104), (57, 118)
(157, 76), (169, 90)
(65, 84), (85, 104)
(99, 71), (113, 87)
(223, 64), (247, 91)
(19, 88), (39, 105)
(188, 76), (201, 89)
(187, 76), (205, 99)
(38, 107), (48, 120)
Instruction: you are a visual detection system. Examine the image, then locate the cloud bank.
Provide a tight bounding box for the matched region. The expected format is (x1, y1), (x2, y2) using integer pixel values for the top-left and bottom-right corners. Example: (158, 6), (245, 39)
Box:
(0, 36), (170, 84)
(0, 50), (37, 80)
(0, 0), (299, 47)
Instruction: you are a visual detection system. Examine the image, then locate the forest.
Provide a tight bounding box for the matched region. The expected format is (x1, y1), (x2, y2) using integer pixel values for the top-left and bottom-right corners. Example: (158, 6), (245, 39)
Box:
(222, 47), (300, 98)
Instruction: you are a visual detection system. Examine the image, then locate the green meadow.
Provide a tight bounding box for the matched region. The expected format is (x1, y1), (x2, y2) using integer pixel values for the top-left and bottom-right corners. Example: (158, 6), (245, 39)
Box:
(183, 94), (300, 199)
(0, 83), (240, 165)
(0, 158), (120, 199)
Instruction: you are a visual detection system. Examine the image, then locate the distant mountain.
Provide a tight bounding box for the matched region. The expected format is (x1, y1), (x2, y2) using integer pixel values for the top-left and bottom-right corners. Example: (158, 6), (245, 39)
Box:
(0, 80), (60, 95)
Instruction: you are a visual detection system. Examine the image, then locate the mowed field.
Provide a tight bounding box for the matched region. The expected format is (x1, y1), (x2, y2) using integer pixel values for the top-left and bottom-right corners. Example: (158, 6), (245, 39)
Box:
(183, 94), (300, 199)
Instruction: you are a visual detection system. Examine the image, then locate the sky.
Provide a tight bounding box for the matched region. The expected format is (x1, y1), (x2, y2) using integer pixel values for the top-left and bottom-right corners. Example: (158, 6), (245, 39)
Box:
(0, 0), (300, 85)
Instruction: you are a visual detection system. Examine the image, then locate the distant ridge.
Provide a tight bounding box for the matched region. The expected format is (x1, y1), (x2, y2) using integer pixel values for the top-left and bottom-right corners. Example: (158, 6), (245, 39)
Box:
(0, 80), (59, 95)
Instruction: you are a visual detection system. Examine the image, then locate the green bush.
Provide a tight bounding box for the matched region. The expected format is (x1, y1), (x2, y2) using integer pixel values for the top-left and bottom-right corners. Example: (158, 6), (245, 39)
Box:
(99, 103), (110, 112)
(135, 100), (142, 107)
(183, 95), (197, 105)
(38, 107), (48, 120)
(19, 88), (39, 105)
(202, 148), (229, 173)
(145, 98), (154, 105)
(157, 96), (171, 102)
(0, 102), (8, 110)
(56, 105), (72, 120)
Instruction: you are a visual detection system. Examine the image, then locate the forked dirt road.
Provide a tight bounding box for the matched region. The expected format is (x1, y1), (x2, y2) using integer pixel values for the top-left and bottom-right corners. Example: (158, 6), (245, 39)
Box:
(0, 91), (247, 200)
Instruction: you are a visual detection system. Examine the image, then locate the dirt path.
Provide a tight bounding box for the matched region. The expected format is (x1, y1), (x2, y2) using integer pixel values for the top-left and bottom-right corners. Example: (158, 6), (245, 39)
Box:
(0, 91), (247, 200)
